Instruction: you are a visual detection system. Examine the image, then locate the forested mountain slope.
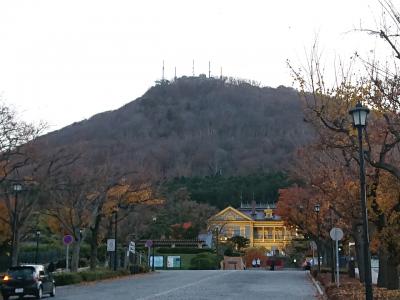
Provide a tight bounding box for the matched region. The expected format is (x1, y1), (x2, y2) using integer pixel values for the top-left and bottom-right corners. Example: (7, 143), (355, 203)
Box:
(38, 76), (314, 178)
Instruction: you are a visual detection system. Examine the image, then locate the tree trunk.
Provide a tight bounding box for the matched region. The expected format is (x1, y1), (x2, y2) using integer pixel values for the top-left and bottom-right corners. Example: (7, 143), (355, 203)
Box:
(354, 227), (365, 283)
(386, 256), (399, 290)
(89, 214), (102, 270)
(71, 239), (81, 272)
(378, 247), (388, 288)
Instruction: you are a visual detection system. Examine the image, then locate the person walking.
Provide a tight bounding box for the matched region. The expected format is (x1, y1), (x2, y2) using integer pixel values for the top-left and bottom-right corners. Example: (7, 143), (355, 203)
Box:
(252, 258), (256, 268)
(256, 257), (261, 268)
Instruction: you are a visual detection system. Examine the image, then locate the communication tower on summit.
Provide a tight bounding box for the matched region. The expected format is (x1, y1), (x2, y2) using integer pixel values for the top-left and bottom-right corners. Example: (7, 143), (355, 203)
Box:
(192, 59), (195, 76)
(162, 60), (165, 81)
(209, 61), (211, 78)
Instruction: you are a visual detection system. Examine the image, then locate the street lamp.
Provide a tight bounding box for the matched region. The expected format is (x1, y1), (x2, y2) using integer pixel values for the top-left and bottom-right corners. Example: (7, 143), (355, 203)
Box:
(214, 226), (220, 255)
(349, 102), (373, 300)
(151, 217), (157, 271)
(314, 204), (321, 273)
(11, 183), (22, 266)
(113, 208), (118, 271)
(35, 230), (41, 264)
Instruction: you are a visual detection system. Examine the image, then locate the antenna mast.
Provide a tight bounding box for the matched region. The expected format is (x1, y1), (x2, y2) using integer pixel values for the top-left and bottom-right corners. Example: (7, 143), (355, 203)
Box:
(162, 60), (165, 82)
(174, 66), (177, 80)
(192, 59), (195, 76)
(208, 61), (211, 78)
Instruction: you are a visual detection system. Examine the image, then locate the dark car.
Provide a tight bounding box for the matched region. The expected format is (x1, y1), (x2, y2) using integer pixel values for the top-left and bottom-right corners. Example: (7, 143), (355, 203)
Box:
(1, 264), (56, 299)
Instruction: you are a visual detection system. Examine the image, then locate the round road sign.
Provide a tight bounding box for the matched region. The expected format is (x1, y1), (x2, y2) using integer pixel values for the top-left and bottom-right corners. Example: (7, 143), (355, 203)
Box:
(145, 240), (153, 248)
(330, 227), (344, 241)
(63, 234), (73, 245)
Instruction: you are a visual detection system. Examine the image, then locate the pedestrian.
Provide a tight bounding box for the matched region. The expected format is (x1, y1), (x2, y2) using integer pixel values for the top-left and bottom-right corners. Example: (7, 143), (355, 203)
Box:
(47, 262), (55, 273)
(252, 258), (256, 268)
(256, 257), (261, 268)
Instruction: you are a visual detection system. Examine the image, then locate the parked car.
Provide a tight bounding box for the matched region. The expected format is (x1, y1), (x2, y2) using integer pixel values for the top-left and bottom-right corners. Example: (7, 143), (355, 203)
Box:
(1, 264), (55, 299)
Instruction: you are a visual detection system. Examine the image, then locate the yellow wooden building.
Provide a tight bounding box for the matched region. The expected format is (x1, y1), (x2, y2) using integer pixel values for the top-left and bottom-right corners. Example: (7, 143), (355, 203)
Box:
(207, 203), (294, 254)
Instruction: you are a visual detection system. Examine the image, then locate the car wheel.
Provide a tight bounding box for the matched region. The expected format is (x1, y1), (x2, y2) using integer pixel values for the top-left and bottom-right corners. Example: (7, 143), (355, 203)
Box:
(36, 286), (43, 299)
(50, 284), (56, 297)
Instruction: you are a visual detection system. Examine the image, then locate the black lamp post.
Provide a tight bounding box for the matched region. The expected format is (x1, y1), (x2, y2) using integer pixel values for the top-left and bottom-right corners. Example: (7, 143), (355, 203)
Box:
(35, 230), (41, 264)
(214, 226), (220, 255)
(349, 102), (373, 300)
(151, 217), (156, 271)
(10, 183), (22, 267)
(314, 204), (321, 273)
(114, 208), (118, 271)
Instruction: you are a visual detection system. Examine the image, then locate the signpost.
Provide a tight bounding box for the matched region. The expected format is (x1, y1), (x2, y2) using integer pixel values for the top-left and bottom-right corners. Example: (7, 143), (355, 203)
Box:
(145, 240), (155, 271)
(129, 241), (135, 254)
(63, 235), (73, 271)
(310, 241), (317, 266)
(330, 227), (344, 287)
(107, 239), (116, 252)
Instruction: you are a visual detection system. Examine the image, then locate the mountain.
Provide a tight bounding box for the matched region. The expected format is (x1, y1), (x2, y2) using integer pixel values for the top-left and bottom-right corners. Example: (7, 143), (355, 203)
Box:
(38, 76), (314, 179)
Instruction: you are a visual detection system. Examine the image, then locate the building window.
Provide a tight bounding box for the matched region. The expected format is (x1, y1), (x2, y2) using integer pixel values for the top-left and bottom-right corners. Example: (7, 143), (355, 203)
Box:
(233, 226), (241, 237)
(254, 227), (263, 239)
(245, 226), (250, 238)
(275, 229), (284, 240)
(264, 228), (273, 240)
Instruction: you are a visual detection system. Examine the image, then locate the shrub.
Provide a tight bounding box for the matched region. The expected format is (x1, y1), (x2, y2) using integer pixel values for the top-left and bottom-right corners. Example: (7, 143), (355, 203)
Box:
(190, 253), (220, 270)
(80, 269), (130, 281)
(54, 272), (82, 286)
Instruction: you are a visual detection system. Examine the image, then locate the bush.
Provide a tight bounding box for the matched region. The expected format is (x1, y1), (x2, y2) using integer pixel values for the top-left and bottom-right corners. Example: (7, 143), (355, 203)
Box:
(54, 272), (82, 286)
(80, 269), (130, 282)
(224, 248), (233, 256)
(130, 265), (150, 274)
(190, 253), (220, 270)
(54, 269), (132, 286)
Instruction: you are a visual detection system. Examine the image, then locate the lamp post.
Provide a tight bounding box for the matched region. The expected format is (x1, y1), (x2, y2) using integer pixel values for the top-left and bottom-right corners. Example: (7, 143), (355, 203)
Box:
(151, 217), (156, 271)
(214, 226), (219, 255)
(314, 204), (321, 273)
(114, 208), (118, 271)
(11, 183), (22, 266)
(349, 102), (373, 300)
(35, 230), (41, 264)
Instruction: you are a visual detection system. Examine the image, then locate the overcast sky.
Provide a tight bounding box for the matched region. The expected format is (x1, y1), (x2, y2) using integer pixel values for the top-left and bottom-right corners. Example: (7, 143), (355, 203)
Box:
(0, 0), (389, 132)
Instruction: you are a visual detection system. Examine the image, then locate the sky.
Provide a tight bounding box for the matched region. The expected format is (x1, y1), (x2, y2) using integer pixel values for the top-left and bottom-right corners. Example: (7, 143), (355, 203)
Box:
(0, 0), (390, 132)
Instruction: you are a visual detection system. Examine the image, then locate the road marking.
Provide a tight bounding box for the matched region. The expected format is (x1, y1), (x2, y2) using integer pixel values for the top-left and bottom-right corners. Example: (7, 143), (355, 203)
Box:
(136, 271), (237, 300)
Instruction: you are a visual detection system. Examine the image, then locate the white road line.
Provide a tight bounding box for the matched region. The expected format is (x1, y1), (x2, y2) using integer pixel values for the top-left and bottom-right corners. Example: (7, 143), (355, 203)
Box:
(135, 271), (237, 300)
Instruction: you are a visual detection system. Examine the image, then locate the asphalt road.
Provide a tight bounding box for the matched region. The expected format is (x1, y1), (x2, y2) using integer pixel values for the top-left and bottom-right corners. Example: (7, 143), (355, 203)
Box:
(16, 269), (318, 300)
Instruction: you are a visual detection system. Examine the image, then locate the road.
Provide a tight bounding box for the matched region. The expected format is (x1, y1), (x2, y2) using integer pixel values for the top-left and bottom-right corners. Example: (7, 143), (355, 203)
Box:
(46, 270), (316, 300)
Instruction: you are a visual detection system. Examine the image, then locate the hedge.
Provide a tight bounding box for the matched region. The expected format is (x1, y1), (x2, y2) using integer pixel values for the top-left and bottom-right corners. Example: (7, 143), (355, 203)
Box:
(54, 269), (133, 286)
(189, 253), (220, 270)
(54, 272), (82, 286)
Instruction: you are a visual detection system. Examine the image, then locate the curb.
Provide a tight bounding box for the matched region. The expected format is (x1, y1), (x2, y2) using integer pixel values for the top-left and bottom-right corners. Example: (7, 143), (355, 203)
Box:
(307, 271), (327, 299)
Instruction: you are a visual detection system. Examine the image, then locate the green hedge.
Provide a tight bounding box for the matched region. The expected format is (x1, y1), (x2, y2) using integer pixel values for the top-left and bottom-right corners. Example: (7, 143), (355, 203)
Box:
(157, 248), (212, 254)
(54, 269), (131, 286)
(79, 269), (130, 282)
(54, 272), (82, 286)
(189, 253), (220, 270)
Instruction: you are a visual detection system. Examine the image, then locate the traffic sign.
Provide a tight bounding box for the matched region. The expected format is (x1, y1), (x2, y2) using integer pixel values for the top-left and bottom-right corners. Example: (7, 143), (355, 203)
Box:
(145, 240), (153, 248)
(310, 241), (317, 250)
(107, 239), (116, 251)
(63, 235), (73, 245)
(129, 241), (135, 253)
(330, 227), (344, 241)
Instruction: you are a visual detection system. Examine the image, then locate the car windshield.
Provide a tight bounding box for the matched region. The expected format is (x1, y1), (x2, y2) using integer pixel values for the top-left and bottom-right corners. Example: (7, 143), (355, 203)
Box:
(8, 267), (35, 279)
